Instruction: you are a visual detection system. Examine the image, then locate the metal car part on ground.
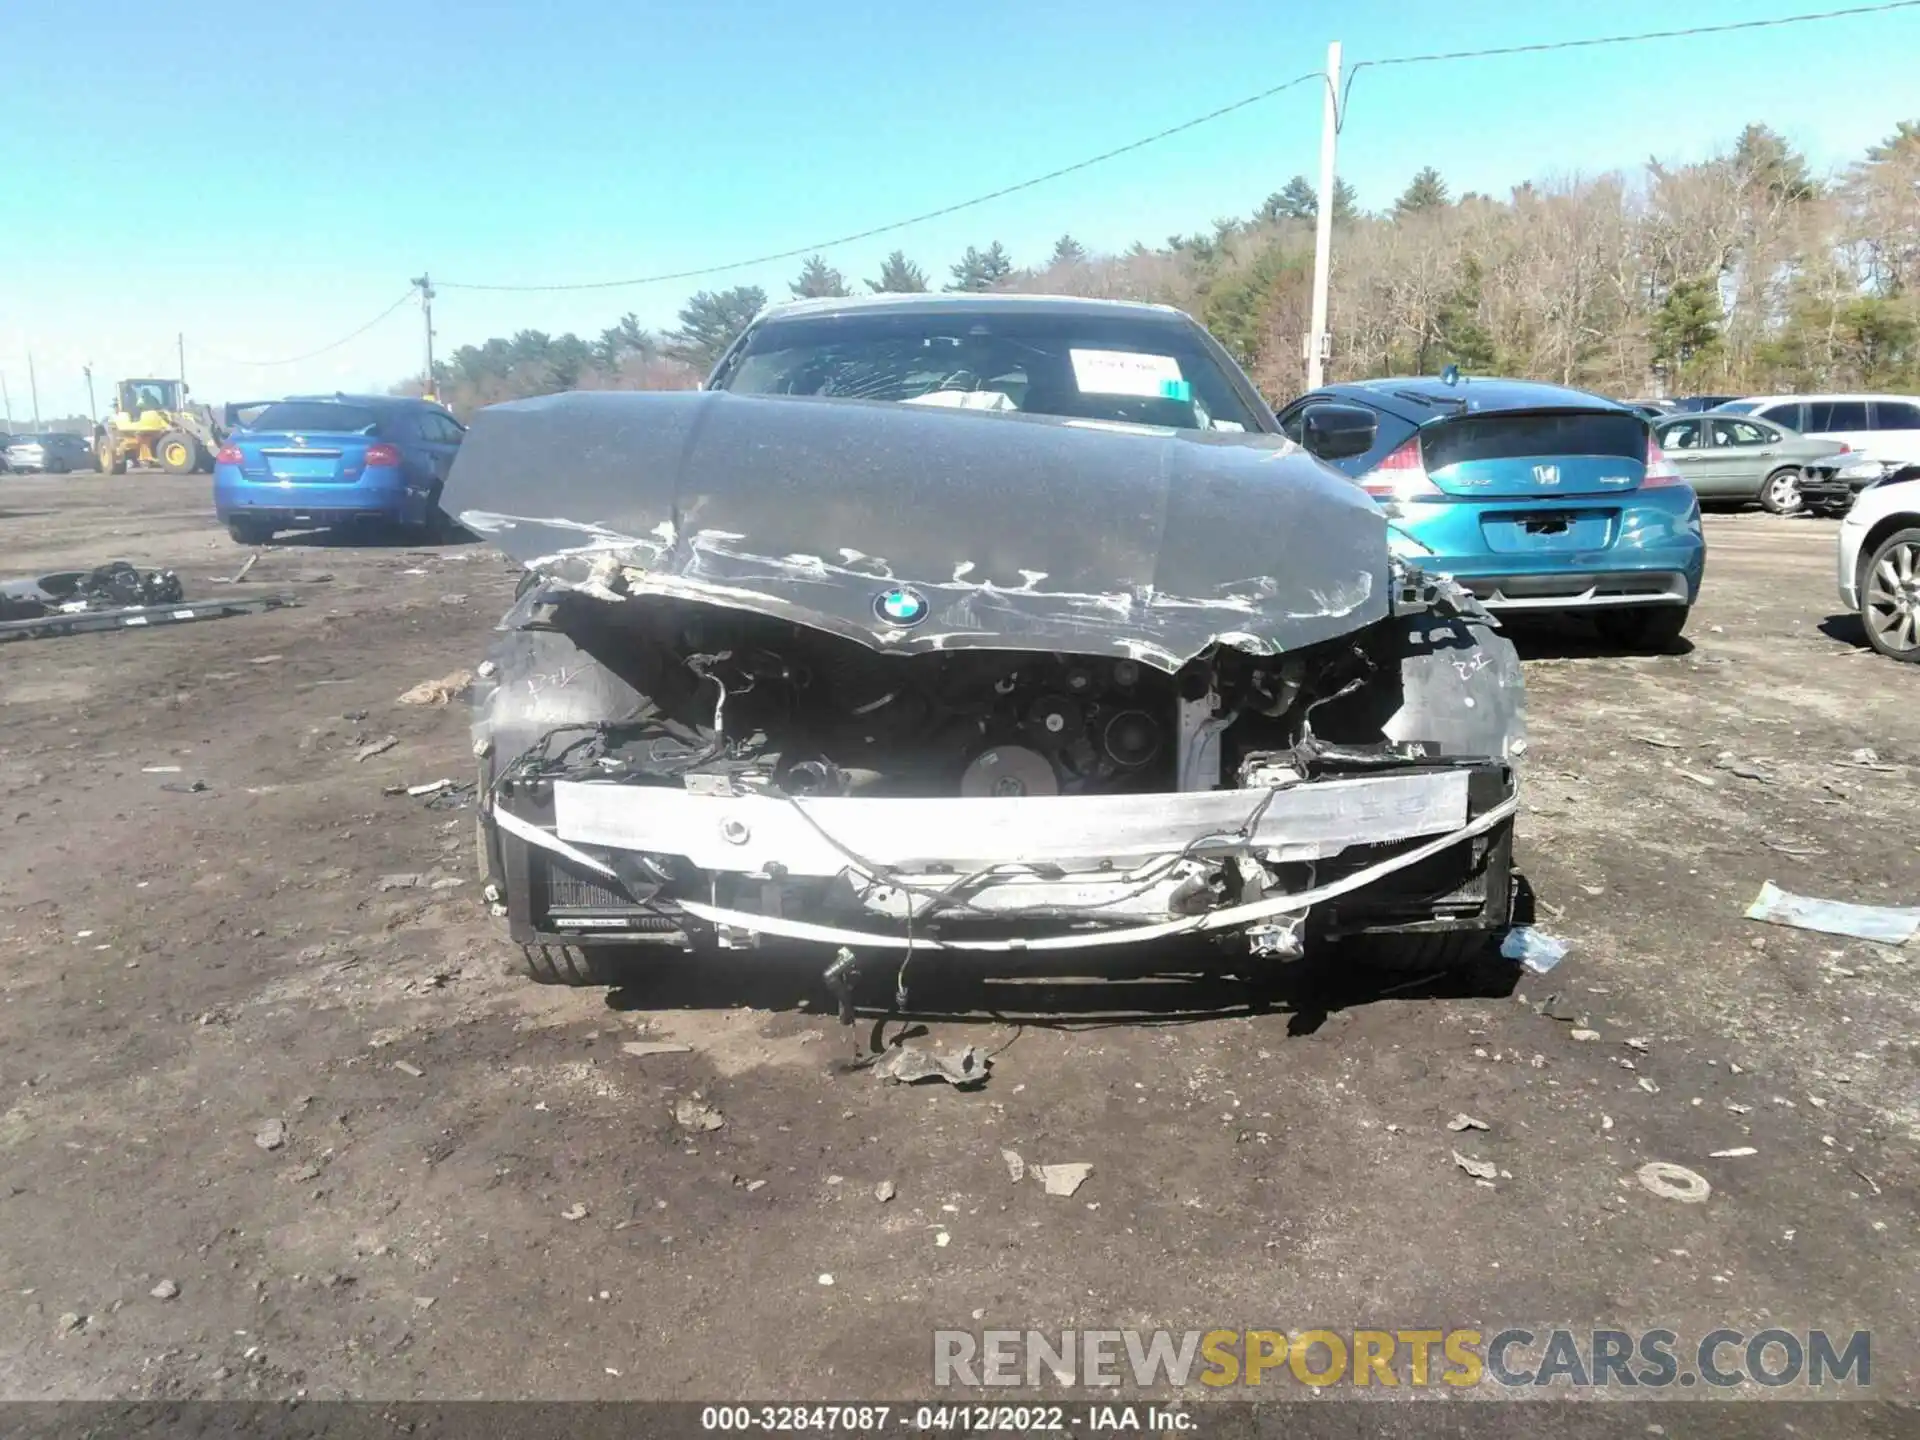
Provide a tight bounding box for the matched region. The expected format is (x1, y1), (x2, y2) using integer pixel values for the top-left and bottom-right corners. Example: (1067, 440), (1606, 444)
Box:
(447, 335), (1525, 992)
(0, 562), (297, 642)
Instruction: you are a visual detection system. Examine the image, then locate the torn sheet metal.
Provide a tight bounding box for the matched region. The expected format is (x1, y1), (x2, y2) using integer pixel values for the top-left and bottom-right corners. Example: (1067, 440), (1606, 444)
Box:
(551, 769), (1471, 877)
(444, 389), (1391, 671)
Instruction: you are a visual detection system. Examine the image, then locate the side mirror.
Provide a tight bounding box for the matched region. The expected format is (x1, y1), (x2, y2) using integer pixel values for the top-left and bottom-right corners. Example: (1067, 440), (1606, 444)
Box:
(1300, 402), (1377, 462)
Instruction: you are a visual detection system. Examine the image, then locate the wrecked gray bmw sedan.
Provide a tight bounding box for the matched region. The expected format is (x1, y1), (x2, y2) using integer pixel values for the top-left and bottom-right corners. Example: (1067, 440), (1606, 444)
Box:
(450, 295), (1524, 986)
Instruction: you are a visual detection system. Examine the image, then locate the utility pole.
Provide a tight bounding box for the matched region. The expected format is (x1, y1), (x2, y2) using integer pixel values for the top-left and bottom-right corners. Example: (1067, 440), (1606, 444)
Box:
(84, 363), (97, 422)
(412, 274), (437, 401)
(28, 352), (41, 428)
(1305, 40), (1341, 391)
(178, 332), (187, 389)
(1, 372), (12, 431)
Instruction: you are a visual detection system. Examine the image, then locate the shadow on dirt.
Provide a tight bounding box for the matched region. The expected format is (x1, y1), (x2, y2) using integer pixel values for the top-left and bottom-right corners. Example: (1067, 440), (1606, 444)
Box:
(250, 517), (481, 550)
(601, 923), (1529, 1036)
(1819, 611), (1871, 652)
(1501, 611), (1696, 661)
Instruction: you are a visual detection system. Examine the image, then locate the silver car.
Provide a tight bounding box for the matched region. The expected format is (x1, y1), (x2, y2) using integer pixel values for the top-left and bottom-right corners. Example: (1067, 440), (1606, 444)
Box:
(1653, 413), (1851, 514)
(3, 433), (97, 475)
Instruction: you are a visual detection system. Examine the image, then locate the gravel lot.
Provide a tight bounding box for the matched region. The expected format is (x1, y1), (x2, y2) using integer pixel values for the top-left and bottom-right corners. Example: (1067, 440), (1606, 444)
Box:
(1, 472), (1916, 1411)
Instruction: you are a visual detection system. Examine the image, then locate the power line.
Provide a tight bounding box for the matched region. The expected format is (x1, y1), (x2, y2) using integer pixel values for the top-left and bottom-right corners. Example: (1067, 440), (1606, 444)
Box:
(437, 73), (1324, 293)
(211, 290), (417, 366)
(1340, 0), (1920, 120)
(434, 1), (1918, 296)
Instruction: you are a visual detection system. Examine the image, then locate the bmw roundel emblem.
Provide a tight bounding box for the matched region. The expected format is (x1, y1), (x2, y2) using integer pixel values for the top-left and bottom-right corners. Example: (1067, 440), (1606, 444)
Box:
(874, 586), (930, 627)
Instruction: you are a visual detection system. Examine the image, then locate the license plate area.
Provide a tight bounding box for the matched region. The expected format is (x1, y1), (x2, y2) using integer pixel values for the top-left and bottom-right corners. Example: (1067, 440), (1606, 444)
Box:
(1479, 508), (1616, 554)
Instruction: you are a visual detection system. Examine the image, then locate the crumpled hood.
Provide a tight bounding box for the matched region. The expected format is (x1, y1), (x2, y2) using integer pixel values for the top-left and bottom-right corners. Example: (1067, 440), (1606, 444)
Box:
(447, 389), (1390, 671)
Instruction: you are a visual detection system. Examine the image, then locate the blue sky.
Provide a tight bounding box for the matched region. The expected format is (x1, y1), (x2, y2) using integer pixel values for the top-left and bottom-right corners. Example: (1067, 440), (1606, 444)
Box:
(3, 0), (1917, 419)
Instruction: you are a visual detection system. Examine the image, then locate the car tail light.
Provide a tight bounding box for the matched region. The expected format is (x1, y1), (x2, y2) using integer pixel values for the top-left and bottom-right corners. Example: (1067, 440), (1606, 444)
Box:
(1837, 442), (1852, 453)
(1640, 435), (1689, 489)
(215, 444), (243, 465)
(364, 443), (401, 468)
(1357, 437), (1440, 500)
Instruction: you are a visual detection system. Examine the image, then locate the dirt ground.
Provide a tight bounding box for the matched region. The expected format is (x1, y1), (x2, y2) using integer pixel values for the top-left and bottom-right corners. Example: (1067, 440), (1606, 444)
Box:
(1, 472), (1916, 1410)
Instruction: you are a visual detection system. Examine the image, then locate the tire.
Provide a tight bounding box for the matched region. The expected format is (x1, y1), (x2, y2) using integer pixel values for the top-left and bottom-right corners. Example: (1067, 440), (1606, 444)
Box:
(1759, 467), (1803, 515)
(1859, 526), (1920, 663)
(103, 445), (127, 475)
(227, 516), (275, 545)
(1594, 604), (1689, 653)
(47, 459), (70, 475)
(520, 944), (637, 987)
(158, 432), (197, 475)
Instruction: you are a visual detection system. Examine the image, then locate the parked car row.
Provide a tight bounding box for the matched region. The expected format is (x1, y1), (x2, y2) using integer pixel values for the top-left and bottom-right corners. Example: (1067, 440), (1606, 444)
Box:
(1622, 392), (1920, 514)
(3, 432), (97, 474)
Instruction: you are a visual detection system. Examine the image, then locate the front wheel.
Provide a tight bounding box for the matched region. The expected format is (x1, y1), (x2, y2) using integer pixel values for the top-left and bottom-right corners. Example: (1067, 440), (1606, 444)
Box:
(1760, 467), (1803, 515)
(158, 432), (197, 475)
(1594, 605), (1690, 653)
(1860, 527), (1920, 662)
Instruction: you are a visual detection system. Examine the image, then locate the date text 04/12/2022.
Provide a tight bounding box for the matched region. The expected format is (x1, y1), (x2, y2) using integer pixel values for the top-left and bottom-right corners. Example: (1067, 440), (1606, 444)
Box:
(699, 1405), (1195, 1432)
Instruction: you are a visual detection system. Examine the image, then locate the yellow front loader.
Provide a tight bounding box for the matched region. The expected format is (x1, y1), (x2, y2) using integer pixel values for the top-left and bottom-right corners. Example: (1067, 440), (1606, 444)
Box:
(96, 378), (228, 475)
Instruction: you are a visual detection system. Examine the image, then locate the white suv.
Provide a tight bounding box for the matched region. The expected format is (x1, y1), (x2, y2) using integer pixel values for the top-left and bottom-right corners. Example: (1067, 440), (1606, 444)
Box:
(1838, 469), (1920, 660)
(1720, 394), (1920, 470)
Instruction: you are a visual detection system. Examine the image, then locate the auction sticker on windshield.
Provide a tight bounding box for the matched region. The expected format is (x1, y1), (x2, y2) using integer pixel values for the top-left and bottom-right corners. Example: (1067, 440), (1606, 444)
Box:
(1070, 349), (1192, 402)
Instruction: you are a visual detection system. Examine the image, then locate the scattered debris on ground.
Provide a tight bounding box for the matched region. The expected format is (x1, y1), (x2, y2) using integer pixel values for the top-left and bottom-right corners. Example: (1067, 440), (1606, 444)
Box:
(1033, 1163), (1092, 1197)
(397, 670), (476, 706)
(354, 735), (399, 762)
(874, 1180), (896, 1204)
(1744, 880), (1920, 944)
(871, 1043), (990, 1088)
(673, 1098), (726, 1132)
(253, 1119), (287, 1152)
(1500, 927), (1568, 974)
(622, 1041), (694, 1060)
(1452, 1151), (1498, 1180)
(1636, 1162), (1711, 1203)
(1446, 1114), (1489, 1132)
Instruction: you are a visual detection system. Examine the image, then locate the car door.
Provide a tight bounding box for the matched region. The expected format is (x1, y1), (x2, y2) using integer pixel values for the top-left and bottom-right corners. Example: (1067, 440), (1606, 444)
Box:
(1707, 417), (1779, 499)
(420, 411), (463, 488)
(1868, 400), (1920, 465)
(1654, 417), (1720, 493)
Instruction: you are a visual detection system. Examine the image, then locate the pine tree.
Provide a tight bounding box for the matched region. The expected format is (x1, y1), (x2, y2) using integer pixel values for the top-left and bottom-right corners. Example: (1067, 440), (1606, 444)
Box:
(1394, 167), (1451, 217)
(789, 254), (850, 299)
(666, 287), (767, 370)
(1733, 123), (1817, 202)
(947, 242), (1014, 292)
(1049, 234), (1088, 266)
(1259, 175), (1359, 225)
(1650, 276), (1725, 382)
(866, 250), (929, 293)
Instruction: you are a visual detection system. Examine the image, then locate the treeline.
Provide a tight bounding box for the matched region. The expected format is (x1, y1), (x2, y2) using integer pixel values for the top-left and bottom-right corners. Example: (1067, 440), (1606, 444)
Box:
(413, 121), (1920, 417)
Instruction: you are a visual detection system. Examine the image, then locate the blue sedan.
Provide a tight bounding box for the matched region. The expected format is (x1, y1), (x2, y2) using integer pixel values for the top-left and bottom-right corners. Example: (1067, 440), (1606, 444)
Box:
(1278, 376), (1706, 650)
(214, 394), (464, 545)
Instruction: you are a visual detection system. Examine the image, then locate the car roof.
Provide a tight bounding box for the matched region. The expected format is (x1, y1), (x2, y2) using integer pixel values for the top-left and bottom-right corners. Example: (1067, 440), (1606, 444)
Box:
(1729, 393), (1918, 404)
(756, 292), (1192, 324)
(282, 393), (445, 410)
(1324, 375), (1632, 420)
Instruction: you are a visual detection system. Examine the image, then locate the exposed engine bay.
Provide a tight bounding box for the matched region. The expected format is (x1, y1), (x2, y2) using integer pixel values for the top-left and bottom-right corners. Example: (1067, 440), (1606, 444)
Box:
(474, 580), (1523, 963)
